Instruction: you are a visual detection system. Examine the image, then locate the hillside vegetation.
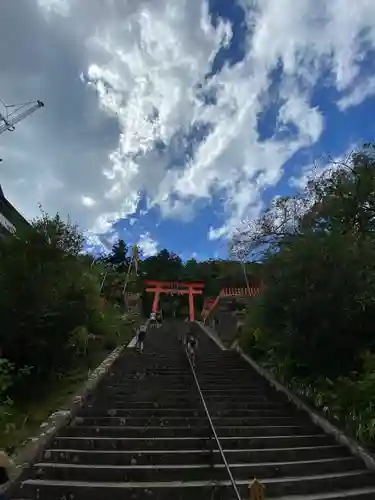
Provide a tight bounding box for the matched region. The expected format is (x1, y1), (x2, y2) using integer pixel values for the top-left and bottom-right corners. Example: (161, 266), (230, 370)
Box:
(0, 208), (254, 452)
(231, 144), (375, 446)
(0, 211), (133, 452)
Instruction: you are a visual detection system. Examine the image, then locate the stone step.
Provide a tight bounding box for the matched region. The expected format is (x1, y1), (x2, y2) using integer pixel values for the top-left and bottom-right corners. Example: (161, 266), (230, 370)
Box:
(89, 400), (286, 410)
(118, 386), (272, 394)
(99, 386), (267, 393)
(22, 491), (375, 500)
(94, 391), (268, 402)
(43, 444), (350, 466)
(93, 387), (272, 401)
(106, 381), (265, 389)
(109, 370), (250, 377)
(30, 457), (366, 483)
(111, 374), (255, 382)
(78, 407), (290, 418)
(52, 434), (335, 451)
(95, 391), (272, 401)
(59, 424), (320, 438)
(196, 363), (248, 370)
(91, 399), (273, 409)
(276, 488), (375, 499)
(72, 415), (299, 427)
(16, 471), (375, 500)
(111, 370), (249, 377)
(108, 368), (257, 375)
(119, 359), (252, 365)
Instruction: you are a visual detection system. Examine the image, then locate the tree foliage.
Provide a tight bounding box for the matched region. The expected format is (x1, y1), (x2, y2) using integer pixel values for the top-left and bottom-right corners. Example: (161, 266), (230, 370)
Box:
(232, 144), (375, 443)
(140, 249), (183, 281)
(102, 239), (130, 271)
(0, 210), (127, 387)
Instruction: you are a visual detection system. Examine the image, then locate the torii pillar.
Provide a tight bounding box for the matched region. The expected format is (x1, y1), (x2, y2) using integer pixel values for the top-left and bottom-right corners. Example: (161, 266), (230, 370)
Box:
(152, 291), (160, 315)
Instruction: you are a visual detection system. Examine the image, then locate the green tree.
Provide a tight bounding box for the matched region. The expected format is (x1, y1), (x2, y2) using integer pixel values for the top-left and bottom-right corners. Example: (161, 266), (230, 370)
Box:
(140, 249), (183, 281)
(233, 145), (375, 378)
(33, 206), (84, 255)
(104, 239), (130, 271)
(0, 211), (120, 379)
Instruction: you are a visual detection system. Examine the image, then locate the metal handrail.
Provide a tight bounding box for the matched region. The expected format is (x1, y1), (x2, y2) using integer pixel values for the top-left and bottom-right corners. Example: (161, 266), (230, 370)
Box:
(183, 338), (242, 500)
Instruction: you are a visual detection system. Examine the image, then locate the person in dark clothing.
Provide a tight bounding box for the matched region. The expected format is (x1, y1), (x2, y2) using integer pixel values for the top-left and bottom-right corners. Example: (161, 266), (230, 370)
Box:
(0, 467), (9, 500)
(179, 317), (189, 344)
(0, 451), (12, 500)
(156, 311), (163, 329)
(186, 324), (198, 366)
(136, 323), (148, 353)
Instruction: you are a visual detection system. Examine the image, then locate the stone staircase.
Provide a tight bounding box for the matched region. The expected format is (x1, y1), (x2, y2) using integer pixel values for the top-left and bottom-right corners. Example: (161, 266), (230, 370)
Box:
(9, 322), (375, 499)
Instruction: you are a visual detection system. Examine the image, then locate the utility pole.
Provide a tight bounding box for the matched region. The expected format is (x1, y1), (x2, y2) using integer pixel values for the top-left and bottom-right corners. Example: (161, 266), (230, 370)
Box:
(122, 255), (134, 296)
(99, 270), (107, 293)
(233, 244), (252, 296)
(240, 259), (252, 296)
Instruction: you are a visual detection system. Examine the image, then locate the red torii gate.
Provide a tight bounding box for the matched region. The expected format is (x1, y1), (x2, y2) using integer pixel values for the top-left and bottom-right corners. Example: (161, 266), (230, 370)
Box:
(144, 280), (204, 322)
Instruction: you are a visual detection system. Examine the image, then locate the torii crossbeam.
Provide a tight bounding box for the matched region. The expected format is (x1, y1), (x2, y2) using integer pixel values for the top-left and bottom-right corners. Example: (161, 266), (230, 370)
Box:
(144, 280), (204, 321)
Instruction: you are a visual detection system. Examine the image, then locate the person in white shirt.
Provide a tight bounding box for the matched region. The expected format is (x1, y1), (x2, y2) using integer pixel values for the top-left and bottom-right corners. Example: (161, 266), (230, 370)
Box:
(149, 312), (157, 328)
(136, 324), (148, 353)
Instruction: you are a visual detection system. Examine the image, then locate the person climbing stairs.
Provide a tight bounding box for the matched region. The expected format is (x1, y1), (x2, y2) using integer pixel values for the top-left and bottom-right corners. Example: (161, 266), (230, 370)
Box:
(8, 321), (375, 499)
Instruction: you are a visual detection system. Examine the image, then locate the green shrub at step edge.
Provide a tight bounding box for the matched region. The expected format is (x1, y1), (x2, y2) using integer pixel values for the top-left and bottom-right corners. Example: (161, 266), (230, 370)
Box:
(0, 359), (14, 430)
(0, 359), (32, 434)
(244, 340), (375, 447)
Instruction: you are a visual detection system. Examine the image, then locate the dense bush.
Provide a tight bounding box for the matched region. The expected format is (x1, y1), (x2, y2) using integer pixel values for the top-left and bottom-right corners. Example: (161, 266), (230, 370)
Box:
(0, 211), (129, 392)
(234, 145), (375, 445)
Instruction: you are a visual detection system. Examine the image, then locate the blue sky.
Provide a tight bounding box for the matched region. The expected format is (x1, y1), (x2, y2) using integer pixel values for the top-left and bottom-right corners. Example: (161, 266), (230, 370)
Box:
(1, 0), (375, 260)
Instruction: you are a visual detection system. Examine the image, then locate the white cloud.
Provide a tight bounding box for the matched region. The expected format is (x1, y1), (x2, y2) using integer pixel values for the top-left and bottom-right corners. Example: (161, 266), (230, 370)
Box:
(337, 75), (375, 111)
(208, 225), (228, 241)
(138, 232), (158, 257)
(38, 0), (71, 17)
(84, 231), (114, 254)
(278, 97), (323, 144)
(1, 0), (375, 249)
(289, 143), (359, 190)
(81, 196), (96, 208)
